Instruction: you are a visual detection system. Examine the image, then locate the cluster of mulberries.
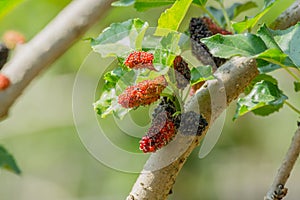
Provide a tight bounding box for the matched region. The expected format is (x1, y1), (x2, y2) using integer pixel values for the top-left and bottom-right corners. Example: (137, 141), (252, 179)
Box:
(139, 97), (178, 153)
(0, 43), (9, 70)
(118, 76), (167, 108)
(189, 17), (228, 68)
(172, 56), (191, 89)
(178, 111), (208, 136)
(124, 51), (155, 70)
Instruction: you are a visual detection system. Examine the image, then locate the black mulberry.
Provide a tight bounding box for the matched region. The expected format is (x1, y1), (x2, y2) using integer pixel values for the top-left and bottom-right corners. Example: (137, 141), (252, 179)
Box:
(0, 43), (9, 70)
(189, 17), (227, 68)
(178, 111), (208, 136)
(173, 56), (191, 89)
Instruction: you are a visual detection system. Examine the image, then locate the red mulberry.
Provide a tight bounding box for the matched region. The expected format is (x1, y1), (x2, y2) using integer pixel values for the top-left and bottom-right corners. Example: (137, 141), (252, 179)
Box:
(139, 112), (176, 153)
(178, 111), (208, 136)
(0, 74), (10, 90)
(173, 56), (191, 89)
(124, 51), (155, 70)
(118, 76), (167, 108)
(202, 17), (232, 35)
(0, 43), (9, 70)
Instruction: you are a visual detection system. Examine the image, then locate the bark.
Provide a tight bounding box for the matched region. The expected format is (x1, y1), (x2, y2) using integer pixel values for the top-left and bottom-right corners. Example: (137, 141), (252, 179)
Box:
(270, 0), (300, 30)
(0, 0), (115, 120)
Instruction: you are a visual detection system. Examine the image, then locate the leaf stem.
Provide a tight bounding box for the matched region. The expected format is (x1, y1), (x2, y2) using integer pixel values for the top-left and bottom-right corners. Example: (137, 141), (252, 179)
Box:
(284, 67), (300, 82)
(262, 58), (300, 82)
(285, 101), (300, 115)
(217, 1), (232, 31)
(183, 84), (191, 103)
(200, 6), (223, 28)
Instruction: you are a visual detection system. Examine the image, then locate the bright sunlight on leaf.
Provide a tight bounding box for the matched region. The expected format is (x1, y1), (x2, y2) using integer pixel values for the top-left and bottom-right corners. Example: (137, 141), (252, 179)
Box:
(155, 0), (192, 36)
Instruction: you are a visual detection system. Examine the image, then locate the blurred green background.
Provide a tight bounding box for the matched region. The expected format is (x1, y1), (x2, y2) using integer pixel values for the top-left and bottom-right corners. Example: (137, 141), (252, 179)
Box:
(0, 0), (300, 199)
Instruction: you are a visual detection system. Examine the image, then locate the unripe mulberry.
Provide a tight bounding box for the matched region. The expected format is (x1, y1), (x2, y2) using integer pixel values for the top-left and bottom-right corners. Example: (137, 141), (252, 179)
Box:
(178, 111), (208, 136)
(189, 17), (227, 68)
(0, 43), (9, 70)
(139, 112), (176, 153)
(118, 76), (167, 108)
(0, 74), (10, 90)
(124, 51), (155, 70)
(173, 56), (191, 89)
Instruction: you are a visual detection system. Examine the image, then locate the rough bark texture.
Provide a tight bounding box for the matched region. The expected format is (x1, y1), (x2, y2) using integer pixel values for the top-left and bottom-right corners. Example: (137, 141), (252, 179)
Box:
(127, 57), (258, 200)
(270, 0), (300, 30)
(0, 0), (114, 120)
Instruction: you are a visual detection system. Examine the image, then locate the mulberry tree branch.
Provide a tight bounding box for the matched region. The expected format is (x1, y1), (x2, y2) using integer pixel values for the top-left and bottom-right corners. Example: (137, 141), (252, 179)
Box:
(127, 1), (300, 199)
(264, 124), (300, 200)
(0, 0), (114, 120)
(127, 57), (259, 200)
(270, 0), (300, 30)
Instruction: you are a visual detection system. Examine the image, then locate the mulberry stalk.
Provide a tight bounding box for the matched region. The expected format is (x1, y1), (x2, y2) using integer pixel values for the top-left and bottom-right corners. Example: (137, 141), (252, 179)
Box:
(173, 56), (191, 89)
(124, 51), (155, 70)
(118, 76), (167, 108)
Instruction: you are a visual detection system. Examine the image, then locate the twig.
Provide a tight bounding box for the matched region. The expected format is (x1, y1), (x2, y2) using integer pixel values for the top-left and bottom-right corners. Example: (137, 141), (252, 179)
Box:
(264, 124), (300, 200)
(0, 0), (115, 120)
(126, 57), (259, 200)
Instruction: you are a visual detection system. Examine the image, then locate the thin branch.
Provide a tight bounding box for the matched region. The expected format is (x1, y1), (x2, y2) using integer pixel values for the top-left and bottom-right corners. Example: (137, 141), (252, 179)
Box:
(264, 124), (300, 200)
(0, 0), (115, 120)
(270, 0), (300, 30)
(126, 57), (259, 200)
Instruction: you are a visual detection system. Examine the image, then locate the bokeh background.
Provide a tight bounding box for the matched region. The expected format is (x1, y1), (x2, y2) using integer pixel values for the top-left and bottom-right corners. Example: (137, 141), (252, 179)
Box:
(0, 0), (300, 199)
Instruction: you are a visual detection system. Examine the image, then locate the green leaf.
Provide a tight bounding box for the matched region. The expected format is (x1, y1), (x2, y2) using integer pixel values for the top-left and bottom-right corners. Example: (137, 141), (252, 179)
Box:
(190, 65), (214, 85)
(244, 74), (278, 95)
(256, 48), (292, 66)
(269, 23), (300, 68)
(103, 65), (131, 90)
(234, 80), (287, 120)
(94, 89), (130, 119)
(111, 0), (135, 6)
(192, 0), (207, 6)
(0, 145), (21, 174)
(256, 59), (281, 73)
(91, 18), (149, 57)
(0, 0), (24, 20)
(200, 33), (267, 58)
(256, 24), (297, 70)
(153, 32), (182, 66)
(294, 81), (300, 92)
(207, 2), (257, 28)
(155, 0), (193, 36)
(232, 0), (278, 33)
(257, 24), (281, 49)
(230, 1), (258, 19)
(134, 0), (175, 11)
